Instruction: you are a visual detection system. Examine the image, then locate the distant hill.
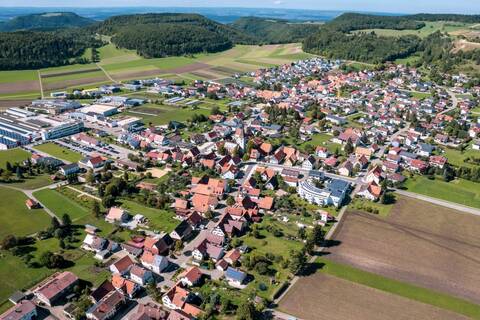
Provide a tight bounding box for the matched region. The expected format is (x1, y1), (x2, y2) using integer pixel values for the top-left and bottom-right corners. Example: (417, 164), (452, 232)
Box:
(92, 13), (258, 57)
(230, 17), (322, 44)
(0, 12), (95, 32)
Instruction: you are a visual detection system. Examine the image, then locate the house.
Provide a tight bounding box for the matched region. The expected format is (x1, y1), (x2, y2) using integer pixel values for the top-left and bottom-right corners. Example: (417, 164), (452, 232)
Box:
(302, 156), (316, 170)
(109, 256), (135, 275)
(79, 155), (107, 170)
(429, 155), (448, 169)
(141, 251), (169, 274)
(0, 300), (37, 320)
(224, 249), (241, 265)
(178, 267), (203, 287)
(364, 166), (383, 185)
(144, 235), (173, 256)
(105, 207), (129, 223)
(130, 302), (169, 320)
(225, 267), (247, 287)
(357, 183), (382, 201)
(34, 272), (79, 306)
(338, 160), (353, 177)
(191, 193), (218, 214)
(472, 139), (480, 150)
(315, 146), (330, 159)
(25, 199), (40, 210)
(59, 163), (80, 176)
(86, 290), (126, 320)
(170, 220), (193, 241)
(192, 239), (224, 262)
(417, 143), (435, 157)
(111, 274), (140, 298)
(162, 285), (190, 310)
(90, 280), (115, 303)
(130, 265), (154, 286)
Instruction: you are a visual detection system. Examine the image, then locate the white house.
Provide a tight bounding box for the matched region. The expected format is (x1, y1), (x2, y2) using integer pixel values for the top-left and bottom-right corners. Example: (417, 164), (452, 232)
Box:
(140, 251), (169, 274)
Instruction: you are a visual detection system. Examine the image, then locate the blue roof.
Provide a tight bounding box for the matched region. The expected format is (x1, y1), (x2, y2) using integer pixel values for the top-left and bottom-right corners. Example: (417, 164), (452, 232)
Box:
(225, 267), (246, 282)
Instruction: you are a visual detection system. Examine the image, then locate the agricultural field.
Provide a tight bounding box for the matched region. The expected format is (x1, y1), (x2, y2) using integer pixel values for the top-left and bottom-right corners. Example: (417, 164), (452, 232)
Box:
(0, 148), (31, 168)
(404, 176), (480, 209)
(34, 142), (83, 163)
(0, 43), (311, 100)
(279, 270), (472, 320)
(0, 186), (51, 238)
(326, 196), (480, 304)
(353, 21), (475, 38)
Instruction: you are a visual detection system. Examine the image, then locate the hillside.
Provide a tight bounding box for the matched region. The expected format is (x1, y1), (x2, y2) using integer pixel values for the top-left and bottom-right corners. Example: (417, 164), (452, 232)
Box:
(0, 12), (95, 31)
(327, 13), (425, 32)
(230, 17), (322, 44)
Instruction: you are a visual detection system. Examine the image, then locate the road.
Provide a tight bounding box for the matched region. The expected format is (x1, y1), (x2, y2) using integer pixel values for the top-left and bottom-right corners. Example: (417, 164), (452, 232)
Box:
(438, 88), (459, 115)
(394, 189), (480, 216)
(37, 70), (44, 99)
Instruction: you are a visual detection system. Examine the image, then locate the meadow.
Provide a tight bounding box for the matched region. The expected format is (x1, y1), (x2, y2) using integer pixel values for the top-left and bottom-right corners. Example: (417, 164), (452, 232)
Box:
(353, 21), (474, 38)
(34, 142), (83, 162)
(0, 148), (31, 168)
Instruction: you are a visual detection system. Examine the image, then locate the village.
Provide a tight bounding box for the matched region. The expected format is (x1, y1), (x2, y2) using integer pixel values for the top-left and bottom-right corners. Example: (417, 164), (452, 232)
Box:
(1, 55), (480, 320)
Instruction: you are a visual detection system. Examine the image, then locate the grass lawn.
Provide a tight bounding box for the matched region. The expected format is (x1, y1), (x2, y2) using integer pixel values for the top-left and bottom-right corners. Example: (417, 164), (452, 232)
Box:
(35, 142), (83, 162)
(349, 197), (395, 217)
(0, 186), (51, 238)
(404, 176), (480, 209)
(119, 199), (178, 233)
(124, 104), (211, 126)
(442, 144), (480, 169)
(34, 188), (90, 222)
(6, 174), (53, 190)
(0, 148), (31, 168)
(317, 258), (480, 319)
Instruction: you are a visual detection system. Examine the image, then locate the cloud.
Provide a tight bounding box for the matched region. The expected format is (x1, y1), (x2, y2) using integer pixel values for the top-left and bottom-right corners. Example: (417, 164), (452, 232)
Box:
(273, 0), (284, 5)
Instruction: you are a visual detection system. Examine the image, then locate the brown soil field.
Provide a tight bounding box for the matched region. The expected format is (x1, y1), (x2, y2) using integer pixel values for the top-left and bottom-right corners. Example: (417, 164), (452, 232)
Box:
(0, 81), (39, 94)
(110, 68), (162, 81)
(0, 100), (33, 110)
(279, 273), (468, 320)
(327, 197), (480, 304)
(43, 76), (109, 91)
(163, 62), (210, 74)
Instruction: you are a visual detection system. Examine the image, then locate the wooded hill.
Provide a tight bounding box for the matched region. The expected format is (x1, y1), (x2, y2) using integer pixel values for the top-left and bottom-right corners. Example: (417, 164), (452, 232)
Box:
(230, 17), (322, 44)
(0, 12), (95, 32)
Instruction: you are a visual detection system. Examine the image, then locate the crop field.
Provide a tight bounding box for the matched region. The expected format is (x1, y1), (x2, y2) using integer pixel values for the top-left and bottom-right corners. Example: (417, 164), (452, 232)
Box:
(1, 43), (311, 100)
(326, 196), (480, 304)
(354, 21), (474, 38)
(279, 271), (470, 320)
(0, 186), (51, 238)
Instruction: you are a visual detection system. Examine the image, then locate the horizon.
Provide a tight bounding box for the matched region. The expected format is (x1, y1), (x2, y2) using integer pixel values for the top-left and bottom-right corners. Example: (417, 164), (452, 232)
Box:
(1, 1), (480, 15)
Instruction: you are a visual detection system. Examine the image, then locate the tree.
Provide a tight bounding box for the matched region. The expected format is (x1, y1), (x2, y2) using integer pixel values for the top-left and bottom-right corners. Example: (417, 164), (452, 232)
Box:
(85, 169), (95, 185)
(51, 217), (61, 230)
(62, 214), (71, 227)
(226, 196), (235, 206)
(16, 166), (22, 179)
(59, 238), (66, 249)
(40, 251), (66, 269)
(289, 249), (307, 275)
(344, 139), (354, 155)
(236, 300), (257, 320)
(174, 240), (183, 252)
(297, 227), (306, 240)
(1, 235), (18, 249)
(92, 201), (101, 218)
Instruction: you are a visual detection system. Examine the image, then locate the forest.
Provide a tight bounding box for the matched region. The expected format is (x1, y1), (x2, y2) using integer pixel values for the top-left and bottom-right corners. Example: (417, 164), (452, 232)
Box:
(112, 23), (233, 58)
(303, 30), (421, 63)
(230, 17), (322, 44)
(0, 29), (102, 70)
(327, 13), (425, 32)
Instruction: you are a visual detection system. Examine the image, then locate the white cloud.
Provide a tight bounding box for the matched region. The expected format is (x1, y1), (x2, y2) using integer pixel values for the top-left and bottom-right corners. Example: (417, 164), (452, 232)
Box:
(273, 0), (284, 5)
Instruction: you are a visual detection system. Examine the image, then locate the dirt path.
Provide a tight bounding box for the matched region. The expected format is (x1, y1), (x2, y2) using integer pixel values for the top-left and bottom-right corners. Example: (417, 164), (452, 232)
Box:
(96, 62), (118, 83)
(37, 70), (44, 99)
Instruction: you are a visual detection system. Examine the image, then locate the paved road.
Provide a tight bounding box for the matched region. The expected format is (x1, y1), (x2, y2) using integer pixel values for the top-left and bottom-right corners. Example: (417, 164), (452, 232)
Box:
(395, 189), (480, 216)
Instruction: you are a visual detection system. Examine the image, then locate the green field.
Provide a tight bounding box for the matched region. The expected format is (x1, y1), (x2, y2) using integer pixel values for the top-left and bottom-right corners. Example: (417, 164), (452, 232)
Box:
(34, 143), (83, 162)
(0, 148), (31, 168)
(118, 199), (178, 233)
(442, 144), (480, 169)
(0, 186), (51, 238)
(0, 70), (37, 83)
(350, 197), (395, 217)
(6, 174), (53, 190)
(404, 176), (480, 209)
(33, 188), (90, 222)
(123, 104), (211, 126)
(354, 21), (474, 38)
(317, 258), (480, 319)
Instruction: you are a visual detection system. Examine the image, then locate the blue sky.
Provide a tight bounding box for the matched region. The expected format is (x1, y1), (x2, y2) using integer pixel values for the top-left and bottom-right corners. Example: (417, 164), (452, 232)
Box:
(2, 0), (480, 14)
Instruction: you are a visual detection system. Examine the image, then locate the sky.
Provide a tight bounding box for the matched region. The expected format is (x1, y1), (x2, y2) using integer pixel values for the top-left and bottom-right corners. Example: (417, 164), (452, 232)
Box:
(1, 0), (479, 14)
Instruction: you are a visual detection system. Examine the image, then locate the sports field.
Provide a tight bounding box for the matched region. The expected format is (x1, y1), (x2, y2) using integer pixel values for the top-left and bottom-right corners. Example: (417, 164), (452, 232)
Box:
(0, 43), (312, 99)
